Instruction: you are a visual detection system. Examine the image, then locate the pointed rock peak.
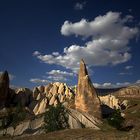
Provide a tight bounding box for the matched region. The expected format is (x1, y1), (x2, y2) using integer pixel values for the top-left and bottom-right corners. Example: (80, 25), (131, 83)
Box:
(0, 71), (9, 107)
(79, 59), (88, 78)
(0, 70), (9, 84)
(75, 59), (102, 119)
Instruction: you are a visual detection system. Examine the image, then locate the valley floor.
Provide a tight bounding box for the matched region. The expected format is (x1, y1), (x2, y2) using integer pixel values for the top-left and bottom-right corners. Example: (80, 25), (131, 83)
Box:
(0, 128), (140, 140)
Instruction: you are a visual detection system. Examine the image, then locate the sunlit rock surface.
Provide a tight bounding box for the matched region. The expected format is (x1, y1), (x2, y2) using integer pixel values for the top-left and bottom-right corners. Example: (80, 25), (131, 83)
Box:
(75, 59), (101, 119)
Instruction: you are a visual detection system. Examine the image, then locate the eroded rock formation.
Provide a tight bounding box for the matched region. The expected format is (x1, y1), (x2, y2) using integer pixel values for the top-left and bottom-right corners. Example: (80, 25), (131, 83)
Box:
(30, 82), (74, 115)
(99, 94), (128, 110)
(0, 71), (9, 107)
(14, 88), (33, 107)
(115, 85), (140, 98)
(75, 59), (101, 119)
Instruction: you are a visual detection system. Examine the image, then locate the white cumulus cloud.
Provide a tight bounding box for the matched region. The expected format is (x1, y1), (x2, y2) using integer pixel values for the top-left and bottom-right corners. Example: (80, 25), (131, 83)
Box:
(47, 70), (74, 81)
(34, 11), (139, 73)
(119, 72), (132, 75)
(30, 78), (50, 84)
(125, 65), (133, 70)
(74, 2), (86, 10)
(30, 70), (74, 83)
(47, 70), (74, 76)
(93, 82), (130, 88)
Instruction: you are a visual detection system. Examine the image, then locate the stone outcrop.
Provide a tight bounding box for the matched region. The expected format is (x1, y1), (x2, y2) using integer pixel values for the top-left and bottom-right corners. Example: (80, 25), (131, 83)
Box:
(14, 88), (33, 107)
(33, 98), (48, 115)
(37, 85), (45, 93)
(0, 107), (101, 137)
(0, 71), (10, 107)
(115, 85), (140, 98)
(30, 82), (74, 115)
(75, 59), (101, 119)
(99, 94), (128, 110)
(99, 95), (120, 109)
(68, 109), (101, 130)
(0, 116), (44, 136)
(33, 87), (40, 100)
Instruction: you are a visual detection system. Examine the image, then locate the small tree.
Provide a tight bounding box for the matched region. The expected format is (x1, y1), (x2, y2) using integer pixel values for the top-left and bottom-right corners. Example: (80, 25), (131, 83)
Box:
(107, 109), (124, 130)
(44, 104), (69, 132)
(1, 104), (26, 129)
(10, 104), (26, 129)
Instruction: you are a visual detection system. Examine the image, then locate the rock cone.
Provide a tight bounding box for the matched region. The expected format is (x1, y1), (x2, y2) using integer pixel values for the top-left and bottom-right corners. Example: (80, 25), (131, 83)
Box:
(75, 59), (101, 119)
(0, 71), (9, 106)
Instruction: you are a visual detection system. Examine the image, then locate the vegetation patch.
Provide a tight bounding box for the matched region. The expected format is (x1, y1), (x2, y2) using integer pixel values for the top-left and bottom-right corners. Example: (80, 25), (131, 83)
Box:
(107, 109), (124, 130)
(0, 104), (26, 130)
(44, 104), (69, 132)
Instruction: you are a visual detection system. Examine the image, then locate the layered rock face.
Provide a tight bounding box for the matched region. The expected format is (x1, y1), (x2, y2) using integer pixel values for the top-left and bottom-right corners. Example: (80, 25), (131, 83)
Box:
(0, 116), (44, 136)
(0, 71), (9, 107)
(75, 59), (101, 119)
(115, 85), (140, 98)
(99, 95), (120, 109)
(99, 95), (128, 109)
(30, 82), (74, 115)
(68, 109), (101, 130)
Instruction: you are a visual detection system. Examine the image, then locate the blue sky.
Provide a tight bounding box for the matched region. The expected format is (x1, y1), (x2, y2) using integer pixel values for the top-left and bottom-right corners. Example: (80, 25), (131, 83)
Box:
(0, 0), (140, 88)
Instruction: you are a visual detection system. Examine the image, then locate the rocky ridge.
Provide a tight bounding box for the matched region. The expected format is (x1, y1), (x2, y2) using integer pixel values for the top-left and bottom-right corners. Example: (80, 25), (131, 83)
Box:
(99, 94), (128, 109)
(0, 60), (130, 137)
(114, 85), (140, 98)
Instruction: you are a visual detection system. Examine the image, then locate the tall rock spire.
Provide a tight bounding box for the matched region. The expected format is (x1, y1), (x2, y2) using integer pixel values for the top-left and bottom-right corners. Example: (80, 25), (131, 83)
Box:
(0, 71), (9, 106)
(75, 59), (101, 119)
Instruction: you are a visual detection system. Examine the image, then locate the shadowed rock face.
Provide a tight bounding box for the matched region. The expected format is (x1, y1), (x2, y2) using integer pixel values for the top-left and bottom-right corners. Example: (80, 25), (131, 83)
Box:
(0, 71), (9, 106)
(75, 59), (101, 119)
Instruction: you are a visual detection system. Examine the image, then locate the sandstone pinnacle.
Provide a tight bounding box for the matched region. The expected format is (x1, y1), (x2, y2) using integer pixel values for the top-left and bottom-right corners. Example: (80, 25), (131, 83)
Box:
(0, 71), (9, 106)
(75, 60), (102, 119)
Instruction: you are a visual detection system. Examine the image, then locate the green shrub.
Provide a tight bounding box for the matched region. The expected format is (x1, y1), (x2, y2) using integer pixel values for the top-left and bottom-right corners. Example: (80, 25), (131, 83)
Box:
(44, 104), (69, 132)
(107, 109), (124, 130)
(10, 107), (26, 129)
(0, 104), (26, 130)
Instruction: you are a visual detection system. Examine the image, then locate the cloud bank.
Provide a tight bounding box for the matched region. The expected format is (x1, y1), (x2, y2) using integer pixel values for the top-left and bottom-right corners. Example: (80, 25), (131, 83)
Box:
(34, 11), (139, 73)
(93, 80), (140, 88)
(30, 70), (74, 84)
(30, 78), (50, 84)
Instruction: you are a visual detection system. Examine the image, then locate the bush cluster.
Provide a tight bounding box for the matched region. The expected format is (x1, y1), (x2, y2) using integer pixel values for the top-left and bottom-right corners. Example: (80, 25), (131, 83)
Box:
(0, 104), (26, 130)
(107, 109), (124, 130)
(44, 104), (69, 132)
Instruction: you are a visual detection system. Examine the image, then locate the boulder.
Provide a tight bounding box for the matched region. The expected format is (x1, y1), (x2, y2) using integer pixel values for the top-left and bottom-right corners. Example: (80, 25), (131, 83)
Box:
(0, 116), (44, 136)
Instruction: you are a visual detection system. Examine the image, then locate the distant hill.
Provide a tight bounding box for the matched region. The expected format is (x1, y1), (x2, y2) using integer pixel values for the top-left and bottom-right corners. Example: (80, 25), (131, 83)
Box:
(96, 88), (123, 96)
(114, 84), (140, 98)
